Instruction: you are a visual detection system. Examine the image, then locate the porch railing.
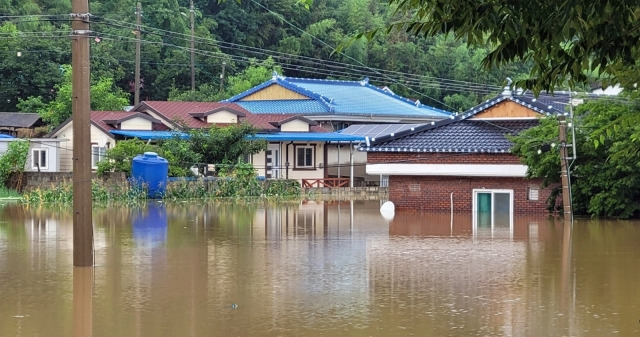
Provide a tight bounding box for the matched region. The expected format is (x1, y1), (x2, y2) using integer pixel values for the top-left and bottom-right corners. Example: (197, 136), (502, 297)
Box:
(302, 178), (350, 188)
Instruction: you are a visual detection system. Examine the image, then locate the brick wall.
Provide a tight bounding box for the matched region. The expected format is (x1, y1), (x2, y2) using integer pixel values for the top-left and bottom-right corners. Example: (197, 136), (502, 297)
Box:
(388, 175), (556, 214)
(368, 152), (558, 215)
(368, 152), (523, 165)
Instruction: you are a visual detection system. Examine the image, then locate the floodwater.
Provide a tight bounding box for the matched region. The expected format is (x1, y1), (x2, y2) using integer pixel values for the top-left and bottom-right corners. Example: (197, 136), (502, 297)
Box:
(0, 200), (639, 337)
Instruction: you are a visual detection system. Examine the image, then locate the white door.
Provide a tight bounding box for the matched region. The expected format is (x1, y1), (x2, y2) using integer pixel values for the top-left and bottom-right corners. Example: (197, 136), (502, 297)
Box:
(266, 144), (280, 179)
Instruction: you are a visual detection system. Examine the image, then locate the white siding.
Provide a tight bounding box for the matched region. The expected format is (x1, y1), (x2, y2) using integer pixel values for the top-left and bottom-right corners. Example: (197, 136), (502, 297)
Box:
(252, 150), (267, 178)
(206, 110), (238, 124)
(121, 117), (152, 130)
(0, 139), (65, 172)
(53, 122), (114, 172)
(56, 123), (74, 172)
(280, 119), (309, 132)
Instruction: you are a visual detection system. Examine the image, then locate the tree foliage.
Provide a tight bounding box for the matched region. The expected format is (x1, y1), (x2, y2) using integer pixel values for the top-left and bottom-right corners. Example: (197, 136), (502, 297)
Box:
(0, 140), (30, 188)
(2, 0), (533, 114)
(187, 123), (267, 171)
(511, 100), (640, 218)
(381, 0), (640, 94)
(16, 65), (129, 127)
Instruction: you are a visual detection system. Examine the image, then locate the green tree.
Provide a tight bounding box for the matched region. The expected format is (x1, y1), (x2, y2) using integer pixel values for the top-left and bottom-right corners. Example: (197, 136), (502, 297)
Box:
(511, 100), (640, 218)
(188, 123), (267, 172)
(0, 140), (30, 188)
(379, 0), (640, 94)
(96, 139), (157, 176)
(16, 65), (130, 127)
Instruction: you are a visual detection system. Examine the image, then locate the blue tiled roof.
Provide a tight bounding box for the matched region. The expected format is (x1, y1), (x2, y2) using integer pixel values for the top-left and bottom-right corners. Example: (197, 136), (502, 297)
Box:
(360, 93), (562, 153)
(236, 100), (329, 114)
(224, 74), (452, 119)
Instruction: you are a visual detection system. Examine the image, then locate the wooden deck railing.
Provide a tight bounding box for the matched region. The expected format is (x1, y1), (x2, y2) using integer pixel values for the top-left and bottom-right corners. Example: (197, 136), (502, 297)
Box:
(302, 178), (349, 188)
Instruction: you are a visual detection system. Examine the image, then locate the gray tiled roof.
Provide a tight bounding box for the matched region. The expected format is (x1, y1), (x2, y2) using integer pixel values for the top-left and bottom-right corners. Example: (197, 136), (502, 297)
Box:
(360, 93), (561, 153)
(0, 112), (42, 128)
(361, 119), (538, 153)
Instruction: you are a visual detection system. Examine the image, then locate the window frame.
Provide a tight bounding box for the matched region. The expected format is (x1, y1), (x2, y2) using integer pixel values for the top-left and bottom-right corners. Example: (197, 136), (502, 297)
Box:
(294, 144), (315, 170)
(31, 148), (48, 170)
(91, 143), (108, 169)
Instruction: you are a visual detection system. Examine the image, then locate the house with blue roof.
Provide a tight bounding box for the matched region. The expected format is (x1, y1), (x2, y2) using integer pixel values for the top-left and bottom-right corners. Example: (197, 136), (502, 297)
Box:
(223, 73), (452, 184)
(224, 72), (452, 129)
(360, 88), (564, 224)
(47, 101), (366, 185)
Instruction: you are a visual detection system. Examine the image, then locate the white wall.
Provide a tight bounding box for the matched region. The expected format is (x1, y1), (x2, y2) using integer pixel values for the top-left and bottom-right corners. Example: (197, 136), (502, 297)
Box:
(280, 119), (310, 132)
(52, 122), (115, 172)
(0, 139), (66, 172)
(121, 117), (153, 130)
(206, 110), (238, 124)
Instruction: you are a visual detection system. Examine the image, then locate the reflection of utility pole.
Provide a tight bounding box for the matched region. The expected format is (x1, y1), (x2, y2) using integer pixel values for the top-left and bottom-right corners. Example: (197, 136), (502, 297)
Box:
(219, 61), (226, 92)
(190, 0), (195, 90)
(558, 115), (572, 219)
(71, 0), (93, 267)
(134, 2), (141, 105)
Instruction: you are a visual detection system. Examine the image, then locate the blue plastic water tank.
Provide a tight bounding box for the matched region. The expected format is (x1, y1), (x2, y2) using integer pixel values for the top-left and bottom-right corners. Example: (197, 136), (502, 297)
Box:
(131, 152), (168, 198)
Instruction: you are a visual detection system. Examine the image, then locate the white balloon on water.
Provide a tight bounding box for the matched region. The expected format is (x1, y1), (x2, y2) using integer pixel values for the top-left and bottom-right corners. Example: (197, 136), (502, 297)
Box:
(380, 201), (395, 220)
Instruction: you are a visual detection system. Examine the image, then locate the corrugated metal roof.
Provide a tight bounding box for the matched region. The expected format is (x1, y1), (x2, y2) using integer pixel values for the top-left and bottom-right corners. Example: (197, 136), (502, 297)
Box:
(110, 130), (364, 142)
(249, 132), (366, 142)
(110, 130), (188, 140)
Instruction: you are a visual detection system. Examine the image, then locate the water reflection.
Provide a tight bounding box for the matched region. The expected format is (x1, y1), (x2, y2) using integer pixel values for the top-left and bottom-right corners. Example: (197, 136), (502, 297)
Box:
(1, 201), (639, 336)
(73, 267), (93, 337)
(132, 202), (168, 247)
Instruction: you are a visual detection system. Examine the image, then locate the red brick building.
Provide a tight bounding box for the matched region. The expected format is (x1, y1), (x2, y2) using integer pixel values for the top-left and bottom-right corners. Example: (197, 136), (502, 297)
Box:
(361, 91), (563, 227)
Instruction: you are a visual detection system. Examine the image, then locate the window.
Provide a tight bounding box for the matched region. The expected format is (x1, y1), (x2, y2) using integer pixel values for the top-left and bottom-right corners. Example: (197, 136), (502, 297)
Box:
(91, 144), (107, 169)
(472, 189), (513, 237)
(295, 145), (314, 169)
(527, 187), (539, 201)
(32, 148), (48, 170)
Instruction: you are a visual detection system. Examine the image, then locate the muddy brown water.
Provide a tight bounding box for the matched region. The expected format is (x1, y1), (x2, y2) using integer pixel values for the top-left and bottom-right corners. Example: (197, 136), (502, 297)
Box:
(0, 200), (639, 336)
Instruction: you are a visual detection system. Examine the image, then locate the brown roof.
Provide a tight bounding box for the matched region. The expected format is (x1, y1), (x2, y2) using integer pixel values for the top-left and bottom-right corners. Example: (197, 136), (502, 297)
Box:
(90, 111), (170, 134)
(134, 101), (326, 132)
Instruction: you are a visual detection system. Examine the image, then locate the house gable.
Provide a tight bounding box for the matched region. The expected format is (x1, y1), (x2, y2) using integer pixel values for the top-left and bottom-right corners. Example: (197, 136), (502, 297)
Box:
(280, 119), (311, 132)
(240, 83), (309, 101)
(120, 117), (154, 130)
(205, 110), (240, 124)
(470, 100), (541, 119)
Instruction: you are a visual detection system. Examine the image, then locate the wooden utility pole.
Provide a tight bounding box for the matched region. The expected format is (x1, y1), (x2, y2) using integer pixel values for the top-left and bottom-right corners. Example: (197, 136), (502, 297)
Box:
(134, 2), (141, 105)
(558, 115), (573, 219)
(190, 0), (195, 90)
(71, 0), (93, 267)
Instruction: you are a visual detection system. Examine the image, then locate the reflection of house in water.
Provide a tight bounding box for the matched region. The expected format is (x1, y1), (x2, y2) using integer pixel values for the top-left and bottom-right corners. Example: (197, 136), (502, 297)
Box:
(368, 214), (562, 335)
(253, 200), (386, 238)
(389, 212), (558, 241)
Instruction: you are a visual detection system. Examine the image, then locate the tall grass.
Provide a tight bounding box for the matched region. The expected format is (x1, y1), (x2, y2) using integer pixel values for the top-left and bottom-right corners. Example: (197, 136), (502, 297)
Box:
(23, 177), (301, 205)
(0, 187), (22, 199)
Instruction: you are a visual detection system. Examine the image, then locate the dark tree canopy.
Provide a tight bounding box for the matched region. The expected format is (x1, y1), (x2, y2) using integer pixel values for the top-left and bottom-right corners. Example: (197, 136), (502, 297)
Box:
(384, 0), (640, 94)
